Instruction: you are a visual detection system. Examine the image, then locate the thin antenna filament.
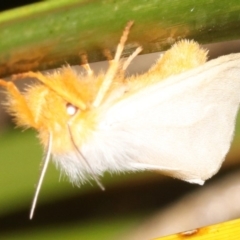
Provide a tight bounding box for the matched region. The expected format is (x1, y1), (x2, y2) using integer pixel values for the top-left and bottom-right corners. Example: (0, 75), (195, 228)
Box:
(67, 124), (105, 191)
(29, 132), (52, 219)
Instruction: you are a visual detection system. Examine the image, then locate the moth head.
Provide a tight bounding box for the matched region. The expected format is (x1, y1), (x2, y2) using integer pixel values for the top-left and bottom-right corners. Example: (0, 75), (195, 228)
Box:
(0, 67), (102, 154)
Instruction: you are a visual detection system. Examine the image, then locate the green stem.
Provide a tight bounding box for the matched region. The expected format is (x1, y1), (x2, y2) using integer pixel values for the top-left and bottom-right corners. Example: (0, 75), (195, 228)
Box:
(0, 0), (240, 76)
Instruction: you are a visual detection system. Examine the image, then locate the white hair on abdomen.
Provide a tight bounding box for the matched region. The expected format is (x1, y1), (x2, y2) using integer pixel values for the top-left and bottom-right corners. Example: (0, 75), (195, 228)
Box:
(51, 130), (142, 185)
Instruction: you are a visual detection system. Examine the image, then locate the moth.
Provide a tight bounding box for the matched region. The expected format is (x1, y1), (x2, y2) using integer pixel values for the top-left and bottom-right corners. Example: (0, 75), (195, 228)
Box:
(1, 21), (240, 218)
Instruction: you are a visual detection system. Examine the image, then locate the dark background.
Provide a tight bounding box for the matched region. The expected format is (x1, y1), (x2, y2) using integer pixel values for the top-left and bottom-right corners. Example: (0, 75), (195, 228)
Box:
(0, 1), (41, 11)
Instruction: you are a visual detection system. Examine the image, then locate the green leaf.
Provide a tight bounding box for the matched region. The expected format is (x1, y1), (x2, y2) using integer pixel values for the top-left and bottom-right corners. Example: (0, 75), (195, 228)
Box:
(0, 0), (240, 76)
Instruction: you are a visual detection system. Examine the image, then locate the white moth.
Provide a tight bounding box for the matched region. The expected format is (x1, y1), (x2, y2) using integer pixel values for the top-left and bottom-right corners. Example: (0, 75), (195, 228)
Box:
(0, 21), (240, 218)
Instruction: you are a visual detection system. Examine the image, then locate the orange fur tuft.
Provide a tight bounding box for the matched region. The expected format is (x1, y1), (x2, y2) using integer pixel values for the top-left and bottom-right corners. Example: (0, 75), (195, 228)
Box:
(127, 40), (208, 92)
(0, 79), (36, 128)
(148, 40), (208, 76)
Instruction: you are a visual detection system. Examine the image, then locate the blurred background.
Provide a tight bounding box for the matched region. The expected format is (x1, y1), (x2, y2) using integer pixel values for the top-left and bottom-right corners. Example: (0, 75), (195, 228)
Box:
(0, 1), (240, 239)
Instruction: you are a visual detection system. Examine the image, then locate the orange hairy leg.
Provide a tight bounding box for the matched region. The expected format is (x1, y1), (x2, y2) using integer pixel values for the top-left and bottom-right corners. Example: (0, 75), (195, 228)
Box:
(80, 54), (93, 76)
(0, 79), (36, 128)
(12, 71), (87, 111)
(93, 21), (134, 107)
(122, 46), (143, 71)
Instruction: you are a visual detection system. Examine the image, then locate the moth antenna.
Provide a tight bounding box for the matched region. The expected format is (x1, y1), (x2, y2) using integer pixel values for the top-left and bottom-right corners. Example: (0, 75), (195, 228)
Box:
(67, 124), (105, 191)
(30, 132), (52, 219)
(80, 54), (93, 76)
(122, 46), (143, 71)
(93, 21), (134, 107)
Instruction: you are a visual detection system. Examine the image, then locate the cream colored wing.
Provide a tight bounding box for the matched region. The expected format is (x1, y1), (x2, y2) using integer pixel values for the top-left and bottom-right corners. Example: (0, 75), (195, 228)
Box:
(82, 53), (240, 185)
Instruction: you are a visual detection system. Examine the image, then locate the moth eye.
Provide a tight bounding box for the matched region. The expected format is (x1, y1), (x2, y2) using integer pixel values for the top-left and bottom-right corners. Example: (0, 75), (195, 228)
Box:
(66, 103), (78, 116)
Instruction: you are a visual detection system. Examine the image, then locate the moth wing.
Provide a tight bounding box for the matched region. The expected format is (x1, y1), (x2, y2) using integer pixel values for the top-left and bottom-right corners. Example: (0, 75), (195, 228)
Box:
(85, 53), (240, 184)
